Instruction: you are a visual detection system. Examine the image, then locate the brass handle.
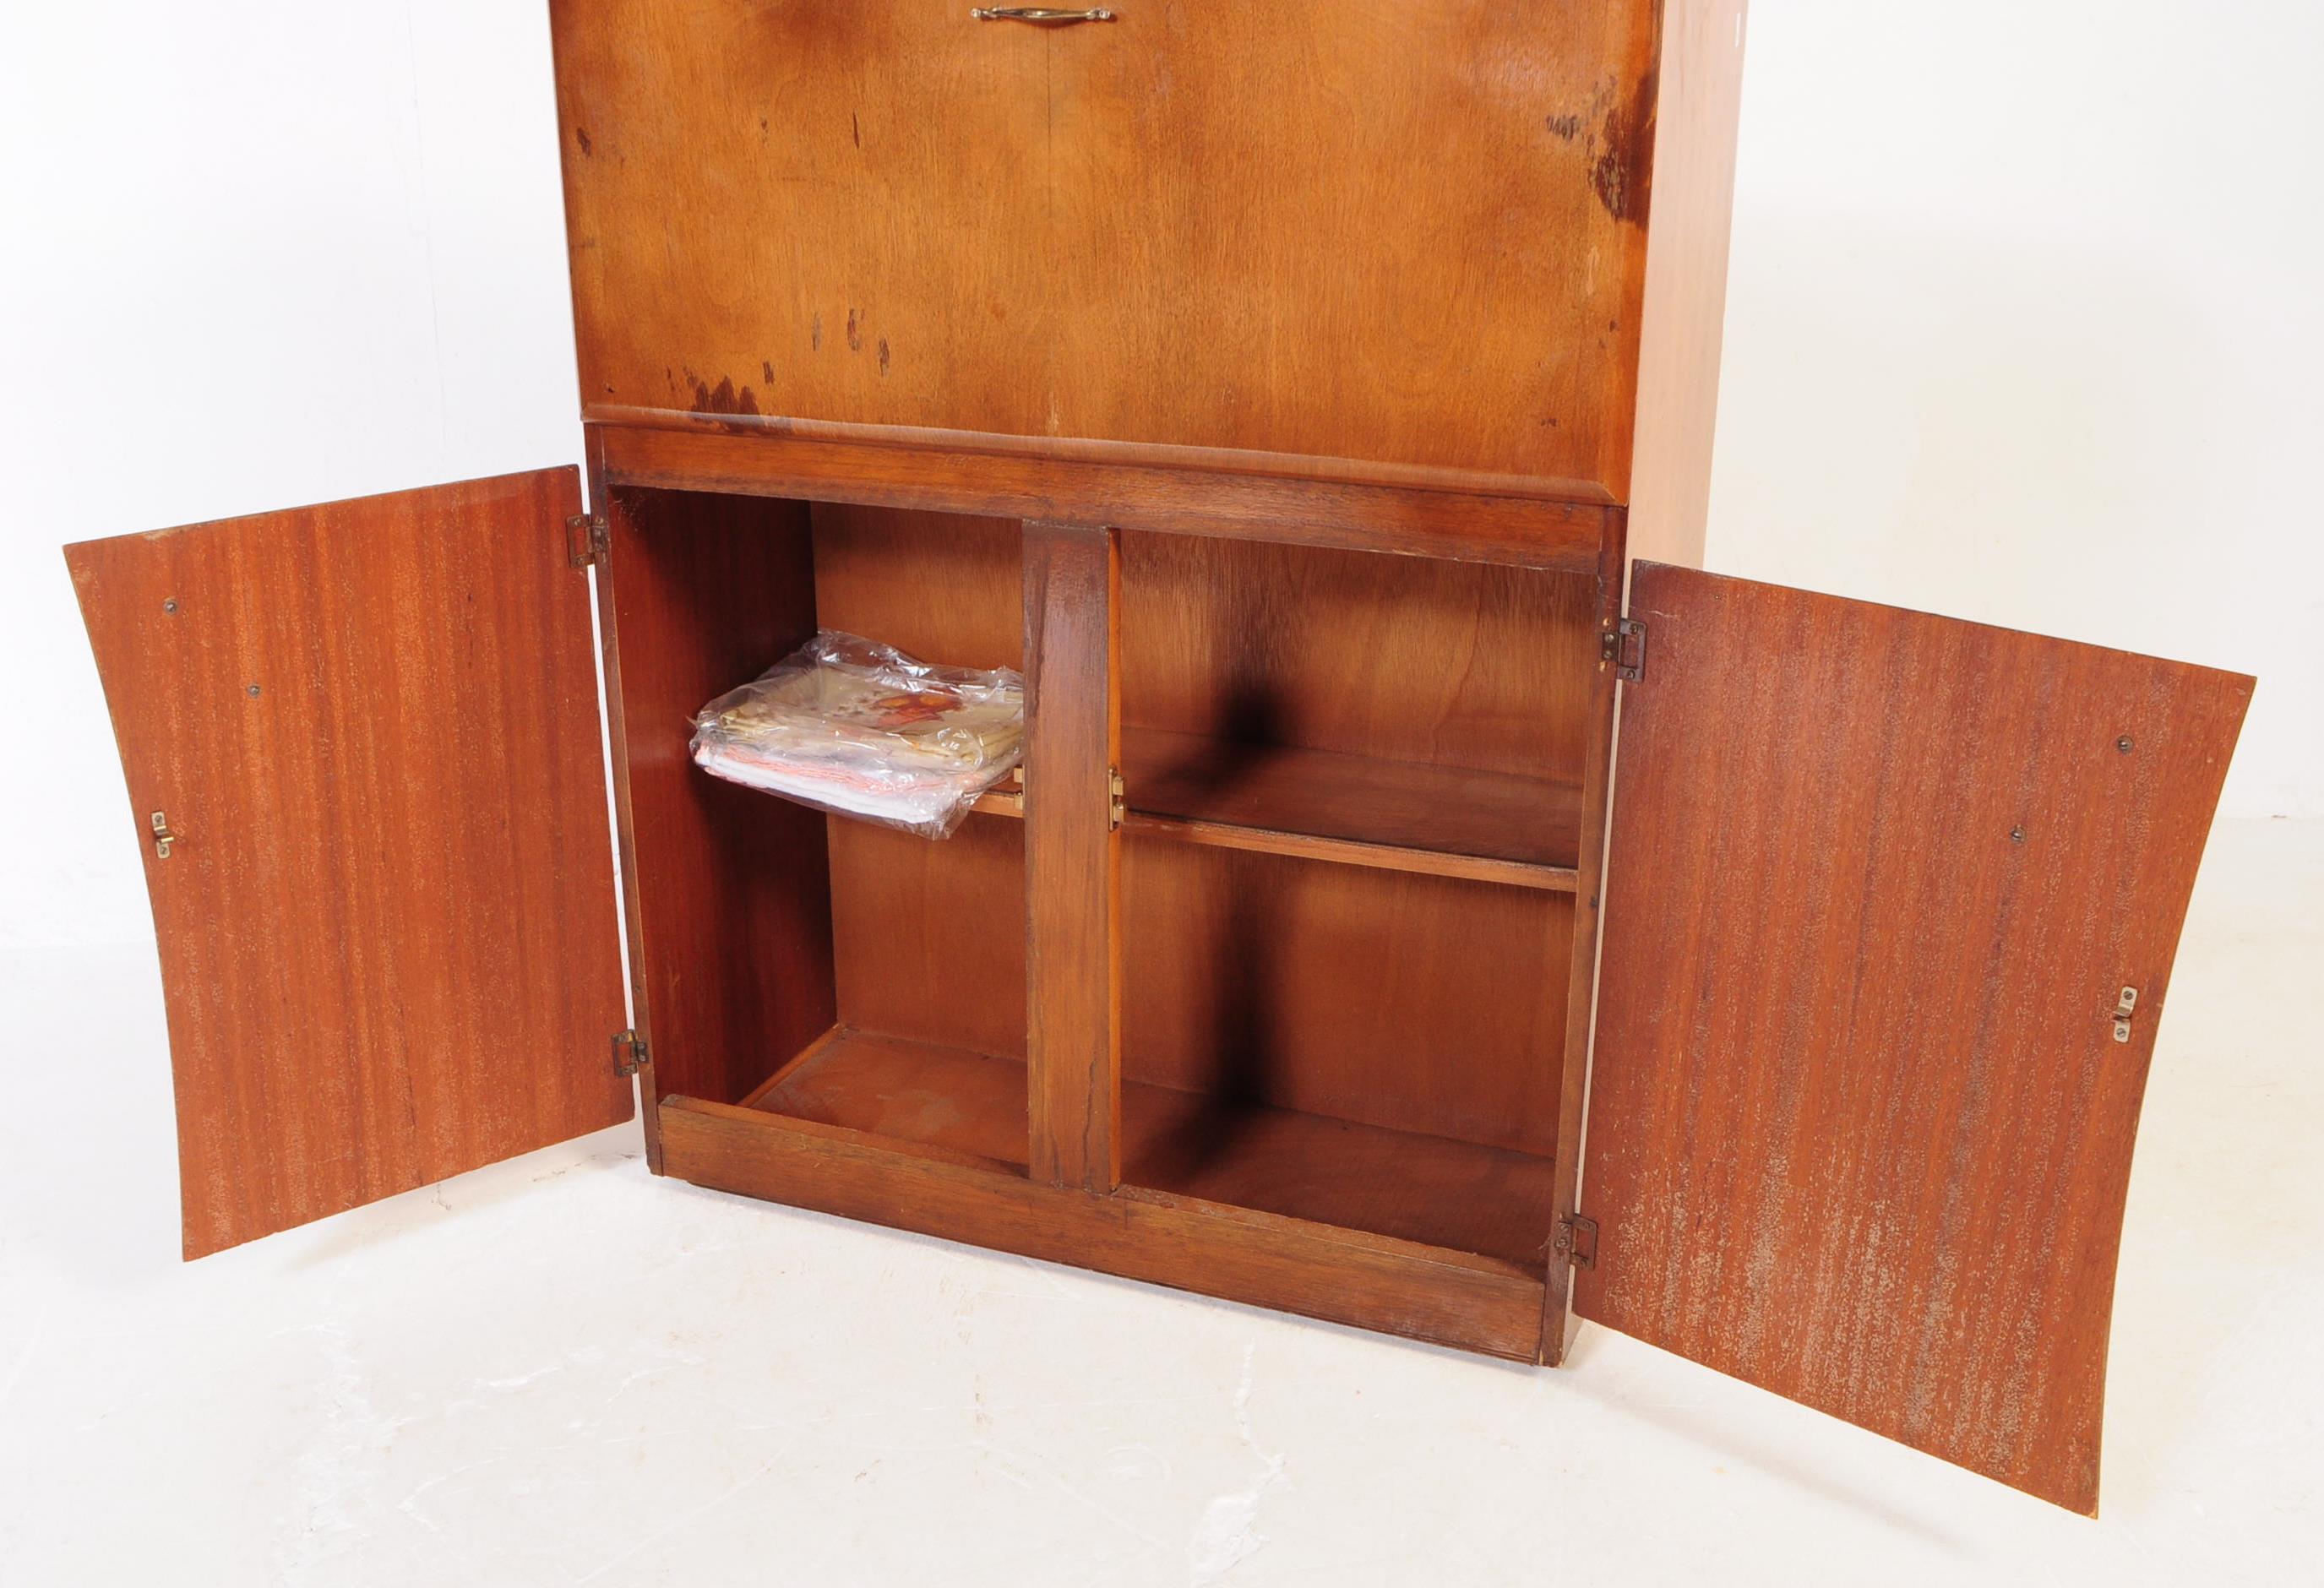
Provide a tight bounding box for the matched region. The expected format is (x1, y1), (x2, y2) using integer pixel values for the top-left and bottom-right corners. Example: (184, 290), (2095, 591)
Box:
(972, 7), (1117, 21)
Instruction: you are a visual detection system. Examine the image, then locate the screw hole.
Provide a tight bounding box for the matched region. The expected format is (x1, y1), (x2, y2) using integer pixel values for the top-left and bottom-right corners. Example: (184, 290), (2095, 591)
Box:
(162, 599), (178, 614)
(247, 684), (262, 697)
(2010, 826), (2027, 844)
(2116, 735), (2134, 753)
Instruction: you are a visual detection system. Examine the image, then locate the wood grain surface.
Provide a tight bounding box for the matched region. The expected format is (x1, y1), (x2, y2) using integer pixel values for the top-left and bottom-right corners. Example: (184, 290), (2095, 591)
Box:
(1118, 531), (1601, 780)
(599, 486), (835, 1130)
(751, 1025), (1557, 1270)
(1124, 727), (1581, 877)
(551, 0), (1054, 438)
(1542, 525), (1628, 1363)
(1577, 563), (2253, 1512)
(1024, 523), (1124, 1191)
(1623, 0), (1750, 569)
(553, 2), (1661, 487)
(67, 471), (629, 1257)
(814, 504), (1031, 1067)
(595, 421), (1613, 572)
(662, 1096), (1548, 1359)
(1046, 0), (1657, 483)
(1124, 841), (1572, 1162)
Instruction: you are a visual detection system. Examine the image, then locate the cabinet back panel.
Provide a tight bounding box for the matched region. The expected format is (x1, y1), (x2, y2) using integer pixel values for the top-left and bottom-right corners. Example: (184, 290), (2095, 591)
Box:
(1121, 534), (1598, 781)
(1124, 843), (1570, 1159)
(605, 488), (835, 1110)
(812, 503), (1029, 1060)
(828, 818), (1029, 1063)
(552, 1), (1655, 487)
(809, 503), (1025, 672)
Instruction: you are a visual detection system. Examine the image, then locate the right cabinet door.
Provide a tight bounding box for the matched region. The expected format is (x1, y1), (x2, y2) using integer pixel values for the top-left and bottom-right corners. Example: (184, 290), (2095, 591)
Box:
(1576, 562), (2253, 1514)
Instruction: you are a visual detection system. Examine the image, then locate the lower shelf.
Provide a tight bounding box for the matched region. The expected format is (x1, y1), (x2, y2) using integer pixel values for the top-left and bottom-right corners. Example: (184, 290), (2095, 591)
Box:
(659, 1094), (1548, 1360)
(748, 1025), (1557, 1273)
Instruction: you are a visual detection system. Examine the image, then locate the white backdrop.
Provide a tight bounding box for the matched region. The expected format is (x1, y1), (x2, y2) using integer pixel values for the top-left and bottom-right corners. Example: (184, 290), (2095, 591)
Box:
(3, 2), (2317, 952)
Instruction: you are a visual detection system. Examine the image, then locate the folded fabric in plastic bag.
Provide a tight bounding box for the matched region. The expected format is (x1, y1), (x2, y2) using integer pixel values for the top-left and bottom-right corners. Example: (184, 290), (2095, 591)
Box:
(690, 630), (1025, 838)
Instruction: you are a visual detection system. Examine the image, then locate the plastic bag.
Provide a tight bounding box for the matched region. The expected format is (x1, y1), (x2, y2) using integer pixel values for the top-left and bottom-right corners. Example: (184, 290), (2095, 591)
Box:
(690, 630), (1025, 838)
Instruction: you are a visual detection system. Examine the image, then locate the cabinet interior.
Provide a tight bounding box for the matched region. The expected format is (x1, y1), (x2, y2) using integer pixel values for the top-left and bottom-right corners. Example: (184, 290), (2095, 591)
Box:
(612, 484), (1596, 1279)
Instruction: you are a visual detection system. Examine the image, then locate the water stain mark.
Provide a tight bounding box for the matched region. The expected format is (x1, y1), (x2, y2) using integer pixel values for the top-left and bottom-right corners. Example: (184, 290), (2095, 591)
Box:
(690, 376), (761, 417)
(1587, 71), (1656, 226)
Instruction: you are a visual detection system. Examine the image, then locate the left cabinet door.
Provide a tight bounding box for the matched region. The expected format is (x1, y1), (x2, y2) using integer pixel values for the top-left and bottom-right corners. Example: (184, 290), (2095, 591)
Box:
(66, 470), (631, 1258)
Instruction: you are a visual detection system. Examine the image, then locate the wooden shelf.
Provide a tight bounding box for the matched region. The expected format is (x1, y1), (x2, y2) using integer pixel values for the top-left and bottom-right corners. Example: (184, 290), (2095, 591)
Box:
(972, 729), (1580, 891)
(749, 1026), (1557, 1273)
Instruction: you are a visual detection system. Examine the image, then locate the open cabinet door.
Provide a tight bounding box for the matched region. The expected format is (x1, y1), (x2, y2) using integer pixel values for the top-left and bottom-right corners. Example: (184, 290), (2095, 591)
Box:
(1575, 563), (2251, 1514)
(66, 470), (630, 1259)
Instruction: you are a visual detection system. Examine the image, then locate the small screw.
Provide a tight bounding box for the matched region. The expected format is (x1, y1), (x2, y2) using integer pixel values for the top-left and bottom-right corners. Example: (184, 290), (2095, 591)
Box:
(247, 684), (262, 697)
(2010, 825), (2027, 844)
(162, 599), (178, 613)
(2116, 735), (2134, 753)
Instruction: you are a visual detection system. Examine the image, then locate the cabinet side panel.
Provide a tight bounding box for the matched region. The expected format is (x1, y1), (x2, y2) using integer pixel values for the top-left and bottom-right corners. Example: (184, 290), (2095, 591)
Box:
(1624, 0), (1750, 566)
(1543, 519), (1628, 1362)
(601, 488), (835, 1115)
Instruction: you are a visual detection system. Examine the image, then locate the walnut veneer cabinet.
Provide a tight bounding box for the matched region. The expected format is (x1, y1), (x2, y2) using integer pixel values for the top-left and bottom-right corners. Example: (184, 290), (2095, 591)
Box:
(63, 3), (2251, 1515)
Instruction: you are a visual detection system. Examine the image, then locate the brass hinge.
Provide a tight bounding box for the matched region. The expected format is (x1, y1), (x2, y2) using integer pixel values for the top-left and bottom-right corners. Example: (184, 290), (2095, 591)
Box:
(566, 513), (610, 568)
(1554, 1214), (1598, 1270)
(1108, 766), (1125, 829)
(1600, 618), (1646, 683)
(613, 1029), (650, 1077)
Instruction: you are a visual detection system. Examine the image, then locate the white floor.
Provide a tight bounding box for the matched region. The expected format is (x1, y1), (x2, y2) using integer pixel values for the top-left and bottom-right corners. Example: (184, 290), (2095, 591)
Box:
(1, 818), (2316, 1586)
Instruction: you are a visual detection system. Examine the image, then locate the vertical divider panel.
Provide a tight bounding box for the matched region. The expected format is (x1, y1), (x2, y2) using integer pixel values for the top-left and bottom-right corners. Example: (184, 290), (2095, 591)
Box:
(1024, 521), (1123, 1192)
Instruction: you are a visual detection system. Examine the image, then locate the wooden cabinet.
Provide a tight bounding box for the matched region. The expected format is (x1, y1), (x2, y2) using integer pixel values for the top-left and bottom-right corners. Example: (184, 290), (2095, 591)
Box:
(63, 2), (2250, 1518)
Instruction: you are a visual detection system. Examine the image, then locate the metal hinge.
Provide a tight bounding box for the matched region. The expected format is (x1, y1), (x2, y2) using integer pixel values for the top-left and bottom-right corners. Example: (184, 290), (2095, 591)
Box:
(2112, 986), (2139, 1044)
(1600, 618), (1646, 683)
(1108, 766), (1125, 829)
(1553, 1214), (1598, 1270)
(566, 513), (610, 568)
(613, 1029), (650, 1077)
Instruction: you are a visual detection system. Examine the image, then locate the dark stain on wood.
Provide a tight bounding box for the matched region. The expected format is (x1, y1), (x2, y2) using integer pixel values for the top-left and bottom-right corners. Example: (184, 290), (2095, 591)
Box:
(690, 377), (760, 417)
(1588, 72), (1656, 226)
(574, 126), (593, 157)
